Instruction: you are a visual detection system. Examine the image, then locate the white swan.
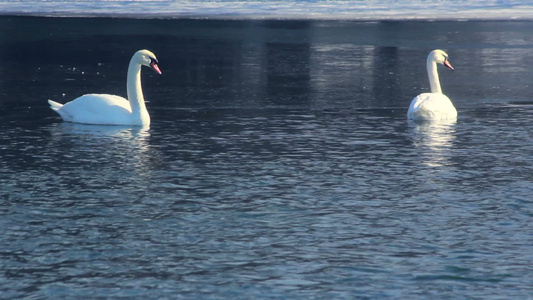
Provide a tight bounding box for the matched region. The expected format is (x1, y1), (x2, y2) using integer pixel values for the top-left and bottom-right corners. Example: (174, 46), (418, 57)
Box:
(407, 49), (457, 121)
(48, 49), (161, 126)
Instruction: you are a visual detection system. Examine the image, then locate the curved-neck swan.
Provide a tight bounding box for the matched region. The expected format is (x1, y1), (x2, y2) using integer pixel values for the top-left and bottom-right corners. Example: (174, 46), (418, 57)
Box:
(407, 49), (456, 121)
(48, 49), (161, 126)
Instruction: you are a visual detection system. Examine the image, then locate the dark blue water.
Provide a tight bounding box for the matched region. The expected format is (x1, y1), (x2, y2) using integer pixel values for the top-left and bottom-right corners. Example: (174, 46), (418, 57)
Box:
(1, 17), (532, 299)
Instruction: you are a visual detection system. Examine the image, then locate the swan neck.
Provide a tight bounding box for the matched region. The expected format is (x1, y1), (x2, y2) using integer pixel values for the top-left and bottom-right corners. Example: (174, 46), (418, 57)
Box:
(127, 60), (148, 117)
(427, 58), (442, 94)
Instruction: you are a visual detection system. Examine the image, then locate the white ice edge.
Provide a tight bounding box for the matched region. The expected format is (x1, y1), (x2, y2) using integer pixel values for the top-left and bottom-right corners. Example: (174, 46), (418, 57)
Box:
(0, 1), (532, 21)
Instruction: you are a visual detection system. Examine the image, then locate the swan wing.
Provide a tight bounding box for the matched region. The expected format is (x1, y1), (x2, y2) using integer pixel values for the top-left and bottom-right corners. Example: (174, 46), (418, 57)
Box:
(408, 93), (457, 121)
(52, 94), (134, 125)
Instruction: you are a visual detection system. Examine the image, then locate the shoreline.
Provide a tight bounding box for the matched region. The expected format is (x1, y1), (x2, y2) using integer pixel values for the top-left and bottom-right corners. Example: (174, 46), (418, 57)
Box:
(1, 11), (533, 22)
(0, 12), (533, 23)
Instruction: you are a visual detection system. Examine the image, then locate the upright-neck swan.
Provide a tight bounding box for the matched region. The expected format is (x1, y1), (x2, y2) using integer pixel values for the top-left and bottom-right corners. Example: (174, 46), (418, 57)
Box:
(407, 49), (456, 121)
(48, 49), (161, 126)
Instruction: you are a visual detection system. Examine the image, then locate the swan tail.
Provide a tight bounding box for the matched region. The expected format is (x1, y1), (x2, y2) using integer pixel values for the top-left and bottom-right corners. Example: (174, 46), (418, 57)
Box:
(48, 99), (63, 111)
(48, 99), (73, 122)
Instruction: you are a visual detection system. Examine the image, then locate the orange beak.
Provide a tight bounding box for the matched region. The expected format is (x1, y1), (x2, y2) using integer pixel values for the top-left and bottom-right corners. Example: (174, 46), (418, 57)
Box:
(444, 58), (454, 71)
(150, 60), (162, 74)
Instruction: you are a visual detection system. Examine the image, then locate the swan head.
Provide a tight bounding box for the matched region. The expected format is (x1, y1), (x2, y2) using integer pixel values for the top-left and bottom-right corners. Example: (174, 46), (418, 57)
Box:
(134, 49), (162, 74)
(429, 49), (454, 71)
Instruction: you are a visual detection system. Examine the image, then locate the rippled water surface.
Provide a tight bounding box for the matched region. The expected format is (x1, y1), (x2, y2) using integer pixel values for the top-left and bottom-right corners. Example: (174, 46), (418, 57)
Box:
(0, 17), (532, 299)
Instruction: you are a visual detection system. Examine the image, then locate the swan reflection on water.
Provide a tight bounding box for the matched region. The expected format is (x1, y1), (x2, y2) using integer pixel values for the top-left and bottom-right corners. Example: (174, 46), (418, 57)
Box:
(46, 122), (155, 176)
(52, 122), (151, 139)
(408, 119), (457, 168)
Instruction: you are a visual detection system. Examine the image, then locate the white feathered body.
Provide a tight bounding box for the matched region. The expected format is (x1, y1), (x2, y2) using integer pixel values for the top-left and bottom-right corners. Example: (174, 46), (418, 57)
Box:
(48, 49), (159, 126)
(48, 94), (149, 126)
(407, 92), (457, 121)
(407, 50), (457, 122)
